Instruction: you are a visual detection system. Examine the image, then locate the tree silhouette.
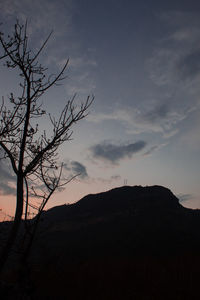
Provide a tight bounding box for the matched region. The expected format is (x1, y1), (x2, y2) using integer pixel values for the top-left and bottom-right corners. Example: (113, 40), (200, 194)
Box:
(0, 21), (93, 271)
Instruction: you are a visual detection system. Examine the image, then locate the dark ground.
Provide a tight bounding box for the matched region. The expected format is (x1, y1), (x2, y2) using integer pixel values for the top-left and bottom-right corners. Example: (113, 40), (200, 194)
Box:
(1, 185), (200, 299)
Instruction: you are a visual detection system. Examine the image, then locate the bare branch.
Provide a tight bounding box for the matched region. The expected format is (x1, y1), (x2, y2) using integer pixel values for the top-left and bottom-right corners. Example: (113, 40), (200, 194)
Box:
(29, 30), (53, 67)
(0, 21), (93, 271)
(24, 95), (93, 175)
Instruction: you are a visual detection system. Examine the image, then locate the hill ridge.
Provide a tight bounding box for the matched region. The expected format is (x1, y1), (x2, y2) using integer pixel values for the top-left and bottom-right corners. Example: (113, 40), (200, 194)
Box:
(43, 185), (182, 222)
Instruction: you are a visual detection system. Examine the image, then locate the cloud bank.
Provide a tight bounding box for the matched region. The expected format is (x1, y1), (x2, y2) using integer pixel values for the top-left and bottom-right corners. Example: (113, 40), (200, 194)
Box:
(64, 160), (88, 180)
(90, 141), (146, 164)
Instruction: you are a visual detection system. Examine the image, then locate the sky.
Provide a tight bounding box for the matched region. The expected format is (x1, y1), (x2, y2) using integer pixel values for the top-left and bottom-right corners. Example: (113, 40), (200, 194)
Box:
(0, 0), (200, 220)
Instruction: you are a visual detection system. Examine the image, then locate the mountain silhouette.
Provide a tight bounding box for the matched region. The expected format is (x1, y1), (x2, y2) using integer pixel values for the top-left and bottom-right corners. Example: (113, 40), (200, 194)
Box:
(44, 185), (181, 219)
(2, 185), (200, 299)
(36, 185), (200, 257)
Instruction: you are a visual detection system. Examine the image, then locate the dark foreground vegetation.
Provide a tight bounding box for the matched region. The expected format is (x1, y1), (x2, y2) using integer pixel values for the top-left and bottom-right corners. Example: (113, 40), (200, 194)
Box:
(1, 185), (200, 299)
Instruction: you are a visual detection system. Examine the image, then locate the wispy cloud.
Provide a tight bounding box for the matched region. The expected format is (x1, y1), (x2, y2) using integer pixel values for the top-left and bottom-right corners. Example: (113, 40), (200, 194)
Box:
(64, 71), (96, 97)
(149, 11), (200, 93)
(176, 49), (200, 81)
(143, 143), (166, 157)
(89, 141), (147, 165)
(0, 0), (73, 34)
(0, 0), (96, 98)
(87, 103), (189, 137)
(64, 56), (97, 97)
(178, 110), (200, 150)
(85, 11), (200, 140)
(160, 11), (200, 43)
(177, 193), (194, 203)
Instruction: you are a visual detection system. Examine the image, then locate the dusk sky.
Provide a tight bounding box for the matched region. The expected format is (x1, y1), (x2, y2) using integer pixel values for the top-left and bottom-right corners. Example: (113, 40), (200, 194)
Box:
(0, 0), (200, 219)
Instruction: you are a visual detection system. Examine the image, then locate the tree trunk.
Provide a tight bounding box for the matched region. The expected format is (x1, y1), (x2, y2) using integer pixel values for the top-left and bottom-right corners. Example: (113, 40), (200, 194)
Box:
(0, 174), (24, 273)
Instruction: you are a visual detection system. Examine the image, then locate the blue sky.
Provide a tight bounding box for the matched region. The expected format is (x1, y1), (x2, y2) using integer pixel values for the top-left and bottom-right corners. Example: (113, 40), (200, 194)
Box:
(0, 0), (200, 218)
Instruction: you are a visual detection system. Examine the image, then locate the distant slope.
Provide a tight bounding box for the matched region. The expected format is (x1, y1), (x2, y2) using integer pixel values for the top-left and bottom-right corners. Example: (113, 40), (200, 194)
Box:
(28, 185), (200, 299)
(35, 185), (200, 258)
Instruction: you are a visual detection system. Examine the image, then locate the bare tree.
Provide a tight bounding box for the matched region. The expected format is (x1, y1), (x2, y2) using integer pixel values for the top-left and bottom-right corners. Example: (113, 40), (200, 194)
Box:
(0, 21), (93, 271)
